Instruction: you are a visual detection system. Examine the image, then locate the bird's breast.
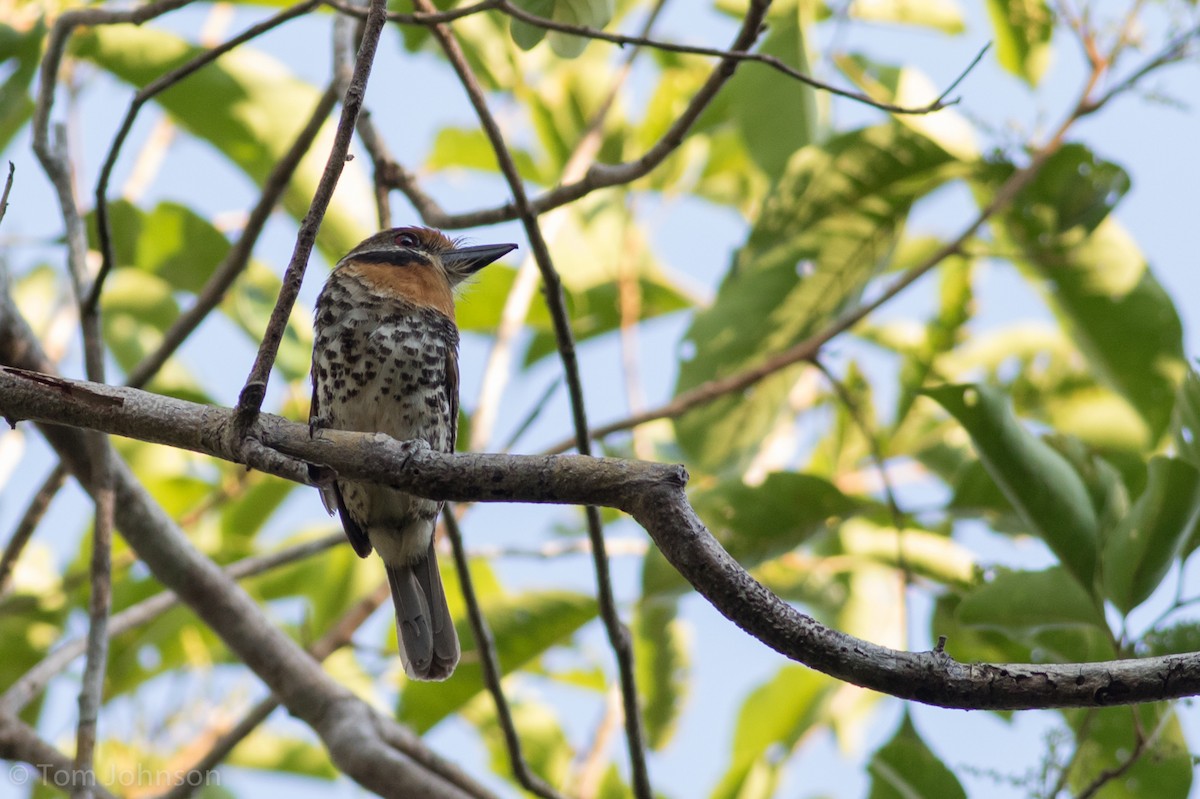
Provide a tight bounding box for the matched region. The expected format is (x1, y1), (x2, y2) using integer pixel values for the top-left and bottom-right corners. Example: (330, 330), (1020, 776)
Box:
(313, 275), (458, 451)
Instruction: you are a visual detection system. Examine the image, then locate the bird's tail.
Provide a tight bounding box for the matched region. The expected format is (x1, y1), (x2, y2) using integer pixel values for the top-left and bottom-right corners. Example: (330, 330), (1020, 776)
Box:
(386, 540), (460, 681)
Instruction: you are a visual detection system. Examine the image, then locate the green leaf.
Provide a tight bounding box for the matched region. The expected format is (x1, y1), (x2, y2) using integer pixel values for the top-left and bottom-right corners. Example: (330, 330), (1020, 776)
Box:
(1101, 456), (1200, 614)
(710, 666), (837, 799)
(1144, 620), (1200, 657)
(1008, 144), (1131, 235)
(675, 124), (961, 474)
(548, 0), (613, 58)
(924, 384), (1099, 587)
(427, 126), (543, 182)
(726, 0), (818, 176)
(867, 714), (966, 799)
(509, 0), (554, 50)
(1066, 705), (1193, 799)
(848, 0), (966, 32)
(509, 0), (614, 58)
(835, 57), (978, 161)
(1172, 367), (1200, 473)
(458, 200), (695, 364)
(634, 598), (690, 749)
(894, 254), (974, 424)
(931, 593), (1033, 666)
(87, 200), (230, 294)
(249, 539), (376, 636)
(957, 567), (1106, 634)
(220, 259), (315, 382)
(227, 730), (339, 778)
(998, 145), (1185, 441)
(524, 271), (693, 365)
(984, 0), (1053, 85)
(0, 20), (42, 155)
(835, 519), (978, 588)
(100, 268), (182, 373)
(399, 588), (597, 732)
(74, 25), (373, 261)
(693, 472), (863, 567)
(219, 475), (298, 540)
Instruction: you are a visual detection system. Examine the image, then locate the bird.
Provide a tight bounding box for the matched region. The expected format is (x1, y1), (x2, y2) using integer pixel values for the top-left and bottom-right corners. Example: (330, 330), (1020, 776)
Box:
(310, 226), (517, 681)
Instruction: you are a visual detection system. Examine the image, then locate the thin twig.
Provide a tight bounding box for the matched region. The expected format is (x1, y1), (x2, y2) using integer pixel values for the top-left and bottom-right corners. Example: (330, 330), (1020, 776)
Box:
(810, 356), (910, 642)
(331, 0), (392, 228)
(34, 22), (117, 793)
(810, 358), (904, 531)
(0, 161), (14, 225)
(615, 211), (650, 460)
(323, 0), (502, 25)
(444, 511), (568, 799)
(233, 0), (388, 433)
(571, 685), (622, 799)
(0, 464), (68, 597)
(415, 2), (663, 794)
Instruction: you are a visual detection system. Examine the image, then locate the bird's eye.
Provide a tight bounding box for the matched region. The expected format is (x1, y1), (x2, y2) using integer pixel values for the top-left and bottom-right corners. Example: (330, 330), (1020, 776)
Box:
(395, 232), (419, 248)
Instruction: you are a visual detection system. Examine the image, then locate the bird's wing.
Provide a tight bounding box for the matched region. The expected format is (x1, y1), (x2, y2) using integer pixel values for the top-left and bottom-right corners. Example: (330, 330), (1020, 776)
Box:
(311, 365), (373, 559)
(446, 337), (460, 454)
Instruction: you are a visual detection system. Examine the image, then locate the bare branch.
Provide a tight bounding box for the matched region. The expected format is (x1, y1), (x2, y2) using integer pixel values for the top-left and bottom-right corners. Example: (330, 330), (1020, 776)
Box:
(325, 0), (985, 115)
(540, 49), (1120, 455)
(494, 0), (981, 114)
(0, 714), (119, 799)
(469, 0), (664, 454)
(7, 367), (1200, 712)
(33, 10), (121, 790)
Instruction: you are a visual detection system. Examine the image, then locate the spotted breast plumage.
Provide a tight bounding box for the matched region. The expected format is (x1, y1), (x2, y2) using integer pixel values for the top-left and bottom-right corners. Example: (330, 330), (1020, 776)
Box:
(310, 226), (516, 681)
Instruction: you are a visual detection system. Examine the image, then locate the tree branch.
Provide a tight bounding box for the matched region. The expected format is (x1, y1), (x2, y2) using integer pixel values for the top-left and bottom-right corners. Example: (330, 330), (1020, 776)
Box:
(5, 366), (1200, 712)
(0, 714), (120, 799)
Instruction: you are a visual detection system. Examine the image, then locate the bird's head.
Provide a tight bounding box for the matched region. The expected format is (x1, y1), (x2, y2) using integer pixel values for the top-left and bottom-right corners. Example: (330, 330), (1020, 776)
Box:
(333, 227), (517, 319)
(339, 227), (517, 288)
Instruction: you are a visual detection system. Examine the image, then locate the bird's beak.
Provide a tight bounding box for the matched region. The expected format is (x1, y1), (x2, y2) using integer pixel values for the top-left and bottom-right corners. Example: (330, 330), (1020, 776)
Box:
(442, 242), (518, 274)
